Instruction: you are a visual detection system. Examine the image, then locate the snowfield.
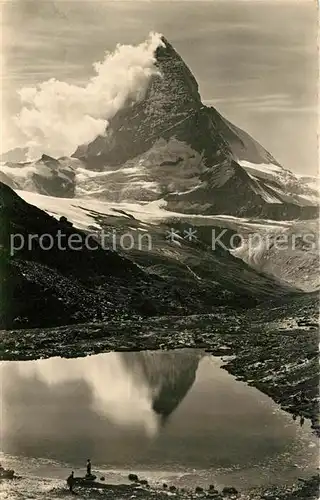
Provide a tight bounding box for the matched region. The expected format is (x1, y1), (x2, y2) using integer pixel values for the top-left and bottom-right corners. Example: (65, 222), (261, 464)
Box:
(16, 190), (319, 292)
(239, 159), (319, 207)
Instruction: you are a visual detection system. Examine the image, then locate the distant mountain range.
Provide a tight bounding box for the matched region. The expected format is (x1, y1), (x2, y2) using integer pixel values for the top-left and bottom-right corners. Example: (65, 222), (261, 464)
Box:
(1, 37), (318, 220)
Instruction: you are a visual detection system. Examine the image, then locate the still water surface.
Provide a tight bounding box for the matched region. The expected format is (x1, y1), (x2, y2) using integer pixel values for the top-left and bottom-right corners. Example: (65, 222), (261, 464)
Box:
(1, 349), (317, 493)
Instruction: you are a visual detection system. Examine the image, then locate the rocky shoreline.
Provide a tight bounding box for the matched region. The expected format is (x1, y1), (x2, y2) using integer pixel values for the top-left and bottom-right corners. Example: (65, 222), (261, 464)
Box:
(69, 474), (320, 499)
(4, 472), (319, 500)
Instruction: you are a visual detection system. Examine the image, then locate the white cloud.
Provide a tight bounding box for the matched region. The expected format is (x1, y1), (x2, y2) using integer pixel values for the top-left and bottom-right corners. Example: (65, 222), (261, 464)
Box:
(14, 32), (163, 159)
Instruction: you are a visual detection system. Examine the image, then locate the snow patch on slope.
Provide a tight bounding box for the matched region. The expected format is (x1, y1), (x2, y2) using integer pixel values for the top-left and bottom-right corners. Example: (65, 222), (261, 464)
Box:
(231, 221), (319, 292)
(249, 179), (282, 204)
(16, 189), (318, 292)
(17, 189), (294, 231)
(239, 160), (319, 207)
(239, 160), (283, 176)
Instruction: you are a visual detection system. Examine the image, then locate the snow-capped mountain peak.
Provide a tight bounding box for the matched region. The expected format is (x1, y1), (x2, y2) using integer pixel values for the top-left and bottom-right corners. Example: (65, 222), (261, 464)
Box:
(1, 36), (318, 220)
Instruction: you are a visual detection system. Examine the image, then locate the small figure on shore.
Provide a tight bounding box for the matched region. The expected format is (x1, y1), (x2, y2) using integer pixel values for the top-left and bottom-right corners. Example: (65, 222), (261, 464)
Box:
(67, 471), (74, 493)
(300, 416), (305, 427)
(84, 458), (96, 481)
(86, 459), (92, 477)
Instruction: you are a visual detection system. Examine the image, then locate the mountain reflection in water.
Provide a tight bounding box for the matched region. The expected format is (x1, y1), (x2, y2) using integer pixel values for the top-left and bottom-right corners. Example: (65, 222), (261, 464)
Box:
(1, 350), (317, 476)
(120, 350), (202, 422)
(1, 350), (202, 463)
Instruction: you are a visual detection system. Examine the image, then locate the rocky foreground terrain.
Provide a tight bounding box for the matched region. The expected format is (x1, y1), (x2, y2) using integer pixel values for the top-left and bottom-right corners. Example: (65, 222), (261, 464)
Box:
(43, 474), (320, 499)
(3, 473), (319, 500)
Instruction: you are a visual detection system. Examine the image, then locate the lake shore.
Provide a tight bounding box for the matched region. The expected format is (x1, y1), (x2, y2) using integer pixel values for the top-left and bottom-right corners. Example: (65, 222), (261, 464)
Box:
(3, 473), (320, 500)
(66, 474), (320, 499)
(1, 294), (319, 499)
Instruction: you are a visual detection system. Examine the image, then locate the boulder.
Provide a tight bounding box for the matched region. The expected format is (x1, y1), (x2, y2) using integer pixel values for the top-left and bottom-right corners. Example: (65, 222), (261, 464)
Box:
(128, 473), (139, 482)
(222, 486), (238, 496)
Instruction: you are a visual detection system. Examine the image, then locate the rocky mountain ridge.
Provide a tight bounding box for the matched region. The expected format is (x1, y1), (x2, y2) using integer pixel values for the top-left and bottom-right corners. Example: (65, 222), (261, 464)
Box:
(1, 37), (318, 220)
(70, 36), (318, 219)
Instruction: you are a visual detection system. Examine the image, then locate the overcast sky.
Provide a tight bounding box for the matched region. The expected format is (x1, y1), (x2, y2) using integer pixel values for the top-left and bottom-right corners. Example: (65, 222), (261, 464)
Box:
(1, 0), (318, 175)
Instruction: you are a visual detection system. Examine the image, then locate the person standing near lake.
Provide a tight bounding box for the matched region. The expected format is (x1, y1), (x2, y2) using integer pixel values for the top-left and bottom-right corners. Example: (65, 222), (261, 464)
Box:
(67, 471), (74, 493)
(86, 459), (92, 477)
